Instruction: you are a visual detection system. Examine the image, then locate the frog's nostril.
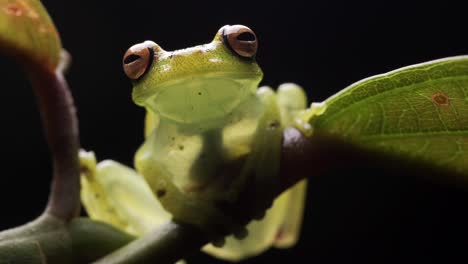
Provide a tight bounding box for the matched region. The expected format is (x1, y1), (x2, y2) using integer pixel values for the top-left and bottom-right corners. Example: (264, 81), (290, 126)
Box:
(236, 32), (256, 42)
(124, 54), (141, 64)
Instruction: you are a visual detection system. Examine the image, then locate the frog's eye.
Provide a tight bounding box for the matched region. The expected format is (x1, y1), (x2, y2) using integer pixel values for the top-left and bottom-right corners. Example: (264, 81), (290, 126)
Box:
(223, 25), (258, 58)
(123, 41), (156, 80)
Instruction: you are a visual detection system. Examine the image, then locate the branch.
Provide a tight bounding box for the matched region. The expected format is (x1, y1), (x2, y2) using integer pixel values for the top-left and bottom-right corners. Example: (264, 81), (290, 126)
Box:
(25, 50), (81, 221)
(94, 127), (468, 264)
(0, 216), (134, 263)
(280, 128), (468, 189)
(93, 221), (205, 264)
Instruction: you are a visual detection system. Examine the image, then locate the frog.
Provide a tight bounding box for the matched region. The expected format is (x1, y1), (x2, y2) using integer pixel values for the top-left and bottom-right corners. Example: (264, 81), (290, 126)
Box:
(80, 25), (308, 261)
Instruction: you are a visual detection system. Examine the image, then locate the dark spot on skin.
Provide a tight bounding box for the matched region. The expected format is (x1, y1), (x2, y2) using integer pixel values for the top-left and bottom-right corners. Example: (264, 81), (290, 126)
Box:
(432, 92), (450, 106)
(275, 226), (285, 241)
(171, 137), (175, 141)
(268, 121), (280, 129)
(94, 193), (100, 199)
(178, 145), (184, 150)
(156, 189), (166, 198)
(198, 92), (202, 95)
(80, 165), (91, 176)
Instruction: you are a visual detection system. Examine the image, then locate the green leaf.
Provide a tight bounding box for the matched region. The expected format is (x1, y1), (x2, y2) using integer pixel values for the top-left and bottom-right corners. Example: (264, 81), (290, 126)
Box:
(303, 56), (468, 175)
(0, 0), (61, 70)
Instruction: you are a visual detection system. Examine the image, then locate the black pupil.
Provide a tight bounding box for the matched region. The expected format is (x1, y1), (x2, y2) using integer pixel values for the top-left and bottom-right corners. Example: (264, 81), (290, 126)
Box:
(236, 32), (255, 41)
(124, 54), (141, 64)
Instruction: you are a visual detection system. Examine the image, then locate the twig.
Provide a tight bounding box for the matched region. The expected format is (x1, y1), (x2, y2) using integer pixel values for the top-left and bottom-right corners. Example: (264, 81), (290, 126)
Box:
(93, 221), (204, 264)
(93, 127), (468, 263)
(26, 50), (81, 221)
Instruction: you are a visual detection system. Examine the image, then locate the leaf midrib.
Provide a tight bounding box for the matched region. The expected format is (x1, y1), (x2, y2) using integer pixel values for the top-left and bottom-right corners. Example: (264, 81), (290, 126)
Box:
(358, 129), (468, 142)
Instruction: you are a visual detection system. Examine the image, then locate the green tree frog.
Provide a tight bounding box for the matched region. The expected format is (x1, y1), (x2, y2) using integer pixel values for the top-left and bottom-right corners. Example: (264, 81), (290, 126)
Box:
(80, 25), (308, 261)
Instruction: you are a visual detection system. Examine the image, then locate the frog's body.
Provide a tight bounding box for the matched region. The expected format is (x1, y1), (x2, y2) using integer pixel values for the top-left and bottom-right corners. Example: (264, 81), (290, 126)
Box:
(80, 25), (307, 261)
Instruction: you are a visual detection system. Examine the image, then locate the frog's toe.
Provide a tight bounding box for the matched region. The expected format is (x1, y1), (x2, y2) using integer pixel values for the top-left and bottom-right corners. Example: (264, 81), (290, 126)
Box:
(79, 149), (97, 177)
(253, 210), (266, 220)
(200, 211), (250, 246)
(208, 223), (247, 247)
(233, 226), (249, 240)
(211, 237), (226, 248)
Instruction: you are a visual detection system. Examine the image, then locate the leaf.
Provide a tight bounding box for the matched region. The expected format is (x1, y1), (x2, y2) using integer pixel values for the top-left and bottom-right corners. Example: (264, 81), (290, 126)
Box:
(302, 56), (468, 175)
(0, 0), (61, 70)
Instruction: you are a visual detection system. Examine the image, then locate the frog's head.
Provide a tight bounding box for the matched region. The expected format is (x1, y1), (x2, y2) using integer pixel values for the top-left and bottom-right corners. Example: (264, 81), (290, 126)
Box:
(122, 25), (263, 124)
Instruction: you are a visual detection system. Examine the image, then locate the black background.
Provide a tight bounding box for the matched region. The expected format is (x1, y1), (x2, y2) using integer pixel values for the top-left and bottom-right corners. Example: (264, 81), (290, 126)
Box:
(1, 0), (468, 263)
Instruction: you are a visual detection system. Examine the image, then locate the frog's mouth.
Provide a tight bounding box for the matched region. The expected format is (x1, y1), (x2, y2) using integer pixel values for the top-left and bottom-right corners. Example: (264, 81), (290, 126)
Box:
(136, 74), (260, 125)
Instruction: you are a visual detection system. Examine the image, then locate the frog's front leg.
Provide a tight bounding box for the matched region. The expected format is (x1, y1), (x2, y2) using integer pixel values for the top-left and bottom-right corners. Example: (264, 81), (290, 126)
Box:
(148, 161), (248, 246)
(188, 128), (249, 196)
(188, 129), (224, 191)
(133, 133), (248, 246)
(79, 150), (171, 236)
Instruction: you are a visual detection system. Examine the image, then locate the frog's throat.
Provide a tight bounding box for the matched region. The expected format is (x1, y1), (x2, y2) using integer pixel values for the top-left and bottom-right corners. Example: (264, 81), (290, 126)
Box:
(132, 71), (262, 105)
(135, 75), (261, 125)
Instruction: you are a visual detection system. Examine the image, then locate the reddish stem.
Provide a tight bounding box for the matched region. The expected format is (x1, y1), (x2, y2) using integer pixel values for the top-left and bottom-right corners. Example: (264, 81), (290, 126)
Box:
(26, 53), (80, 221)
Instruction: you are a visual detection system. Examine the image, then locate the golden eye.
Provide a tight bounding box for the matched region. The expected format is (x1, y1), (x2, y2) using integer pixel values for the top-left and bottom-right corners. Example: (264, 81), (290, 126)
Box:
(223, 25), (258, 58)
(122, 41), (156, 80)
